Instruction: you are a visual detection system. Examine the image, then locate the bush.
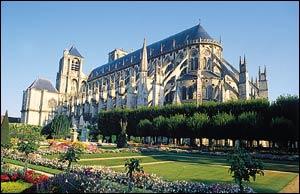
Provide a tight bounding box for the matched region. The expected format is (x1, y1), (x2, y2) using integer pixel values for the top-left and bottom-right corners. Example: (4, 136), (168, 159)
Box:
(228, 146), (264, 192)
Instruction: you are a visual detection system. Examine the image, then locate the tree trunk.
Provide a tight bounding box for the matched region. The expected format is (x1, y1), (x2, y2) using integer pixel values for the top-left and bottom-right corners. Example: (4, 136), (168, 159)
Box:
(190, 138), (196, 147)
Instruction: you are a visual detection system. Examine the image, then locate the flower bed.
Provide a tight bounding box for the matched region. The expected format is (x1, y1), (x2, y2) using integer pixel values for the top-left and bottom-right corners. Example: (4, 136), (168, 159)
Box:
(27, 168), (254, 193)
(2, 148), (254, 193)
(1, 165), (48, 185)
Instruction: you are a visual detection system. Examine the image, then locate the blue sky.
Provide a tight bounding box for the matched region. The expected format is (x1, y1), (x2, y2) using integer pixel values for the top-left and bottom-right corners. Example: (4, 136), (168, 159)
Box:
(1, 1), (299, 117)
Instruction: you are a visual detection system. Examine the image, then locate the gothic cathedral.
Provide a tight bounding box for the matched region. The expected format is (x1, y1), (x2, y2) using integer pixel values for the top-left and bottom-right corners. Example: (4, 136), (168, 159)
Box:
(21, 23), (268, 126)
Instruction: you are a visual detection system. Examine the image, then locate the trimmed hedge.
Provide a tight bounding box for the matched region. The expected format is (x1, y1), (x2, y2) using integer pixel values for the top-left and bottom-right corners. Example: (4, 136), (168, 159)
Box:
(98, 96), (299, 144)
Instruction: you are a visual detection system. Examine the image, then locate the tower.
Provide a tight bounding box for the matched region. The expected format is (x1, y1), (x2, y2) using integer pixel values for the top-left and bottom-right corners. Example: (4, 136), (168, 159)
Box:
(137, 38), (149, 107)
(56, 46), (86, 97)
(258, 66), (268, 99)
(238, 55), (250, 100)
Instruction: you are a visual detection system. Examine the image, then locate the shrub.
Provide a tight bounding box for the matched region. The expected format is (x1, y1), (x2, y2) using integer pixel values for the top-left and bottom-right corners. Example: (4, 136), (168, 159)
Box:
(1, 111), (11, 148)
(228, 146), (264, 193)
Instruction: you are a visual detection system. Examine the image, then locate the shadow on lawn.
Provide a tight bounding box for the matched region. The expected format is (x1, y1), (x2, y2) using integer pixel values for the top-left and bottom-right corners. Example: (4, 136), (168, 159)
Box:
(139, 151), (299, 173)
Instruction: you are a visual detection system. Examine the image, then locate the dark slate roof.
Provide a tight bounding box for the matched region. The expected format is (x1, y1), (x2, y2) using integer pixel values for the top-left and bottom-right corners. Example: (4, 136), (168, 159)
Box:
(27, 78), (58, 93)
(88, 24), (214, 81)
(69, 46), (84, 58)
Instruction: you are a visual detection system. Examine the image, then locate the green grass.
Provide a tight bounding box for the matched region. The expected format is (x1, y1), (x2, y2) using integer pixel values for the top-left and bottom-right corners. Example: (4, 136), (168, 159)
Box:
(1, 180), (32, 193)
(113, 161), (298, 193)
(16, 150), (300, 193)
(76, 153), (298, 173)
(3, 158), (62, 175)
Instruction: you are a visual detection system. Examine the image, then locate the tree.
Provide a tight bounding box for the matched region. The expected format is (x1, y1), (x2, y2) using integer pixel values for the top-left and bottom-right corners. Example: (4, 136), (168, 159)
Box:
(186, 113), (210, 147)
(137, 119), (153, 143)
(270, 117), (295, 149)
(237, 111), (262, 146)
(228, 146), (264, 193)
(51, 114), (71, 139)
(17, 140), (38, 173)
(116, 119), (128, 148)
(168, 114), (186, 145)
(59, 146), (82, 172)
(1, 110), (11, 148)
(124, 158), (144, 192)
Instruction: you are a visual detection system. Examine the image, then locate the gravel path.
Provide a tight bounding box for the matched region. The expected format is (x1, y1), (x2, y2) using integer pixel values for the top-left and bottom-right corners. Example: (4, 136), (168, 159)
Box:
(280, 175), (299, 193)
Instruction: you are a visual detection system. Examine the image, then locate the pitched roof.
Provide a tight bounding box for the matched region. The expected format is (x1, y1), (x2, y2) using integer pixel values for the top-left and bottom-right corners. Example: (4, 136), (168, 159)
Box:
(88, 24), (215, 81)
(27, 78), (58, 93)
(69, 46), (84, 58)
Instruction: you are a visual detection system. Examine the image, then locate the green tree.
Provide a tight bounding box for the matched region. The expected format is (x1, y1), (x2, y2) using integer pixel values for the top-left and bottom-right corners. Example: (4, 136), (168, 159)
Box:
(59, 146), (82, 172)
(51, 114), (71, 139)
(228, 146), (264, 193)
(124, 158), (144, 192)
(137, 119), (153, 143)
(237, 111), (262, 146)
(168, 114), (186, 145)
(17, 140), (38, 173)
(1, 111), (11, 148)
(186, 113), (210, 147)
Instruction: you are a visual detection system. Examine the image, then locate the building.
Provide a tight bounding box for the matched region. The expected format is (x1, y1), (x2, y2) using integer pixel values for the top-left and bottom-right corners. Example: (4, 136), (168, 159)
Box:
(21, 23), (268, 126)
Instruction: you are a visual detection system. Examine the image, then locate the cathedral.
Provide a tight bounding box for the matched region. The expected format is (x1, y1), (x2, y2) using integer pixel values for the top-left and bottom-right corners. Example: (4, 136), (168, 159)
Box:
(20, 23), (268, 126)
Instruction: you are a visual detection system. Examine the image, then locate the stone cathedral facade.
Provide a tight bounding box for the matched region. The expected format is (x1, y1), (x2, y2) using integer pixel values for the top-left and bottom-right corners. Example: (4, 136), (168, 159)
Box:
(21, 23), (268, 126)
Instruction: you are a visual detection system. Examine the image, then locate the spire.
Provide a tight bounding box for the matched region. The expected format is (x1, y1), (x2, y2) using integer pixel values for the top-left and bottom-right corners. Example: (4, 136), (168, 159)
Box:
(219, 36), (222, 44)
(258, 66), (261, 81)
(239, 56), (242, 65)
(243, 54), (246, 64)
(264, 65), (267, 76)
(251, 76), (253, 83)
(141, 38), (148, 72)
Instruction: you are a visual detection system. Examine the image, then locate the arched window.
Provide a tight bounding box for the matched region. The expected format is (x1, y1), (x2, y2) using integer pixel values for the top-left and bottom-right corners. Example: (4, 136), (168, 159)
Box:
(182, 86), (187, 100)
(207, 58), (212, 71)
(71, 79), (78, 95)
(188, 86), (194, 99)
(190, 58), (199, 70)
(207, 85), (213, 99)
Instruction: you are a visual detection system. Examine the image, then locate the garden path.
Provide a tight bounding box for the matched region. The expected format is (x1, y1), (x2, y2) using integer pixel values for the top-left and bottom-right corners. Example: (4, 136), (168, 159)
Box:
(280, 175), (299, 193)
(8, 163), (54, 177)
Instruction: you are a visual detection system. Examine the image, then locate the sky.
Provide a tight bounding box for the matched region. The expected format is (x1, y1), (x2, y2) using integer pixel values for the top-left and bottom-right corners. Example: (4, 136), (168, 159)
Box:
(1, 1), (299, 117)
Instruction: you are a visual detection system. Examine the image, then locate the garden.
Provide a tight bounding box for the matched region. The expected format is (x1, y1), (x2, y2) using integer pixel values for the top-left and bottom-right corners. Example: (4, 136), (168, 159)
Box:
(1, 95), (299, 193)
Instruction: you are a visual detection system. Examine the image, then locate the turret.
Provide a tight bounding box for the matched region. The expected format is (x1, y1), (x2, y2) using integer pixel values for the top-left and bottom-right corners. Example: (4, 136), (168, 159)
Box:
(137, 38), (149, 107)
(258, 65), (268, 99)
(238, 55), (250, 100)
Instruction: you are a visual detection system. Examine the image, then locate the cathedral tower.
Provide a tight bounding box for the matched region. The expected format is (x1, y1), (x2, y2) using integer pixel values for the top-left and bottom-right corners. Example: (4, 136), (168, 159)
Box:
(56, 46), (87, 97)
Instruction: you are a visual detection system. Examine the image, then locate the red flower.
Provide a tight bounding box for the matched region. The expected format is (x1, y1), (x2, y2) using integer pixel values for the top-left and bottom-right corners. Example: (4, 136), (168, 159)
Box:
(1, 174), (10, 182)
(9, 173), (19, 181)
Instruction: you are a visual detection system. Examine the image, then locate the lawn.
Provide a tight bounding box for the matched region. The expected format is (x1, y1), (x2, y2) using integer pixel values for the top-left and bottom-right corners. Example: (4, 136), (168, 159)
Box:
(1, 180), (32, 193)
(113, 161), (298, 193)
(9, 150), (299, 193)
(75, 152), (298, 193)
